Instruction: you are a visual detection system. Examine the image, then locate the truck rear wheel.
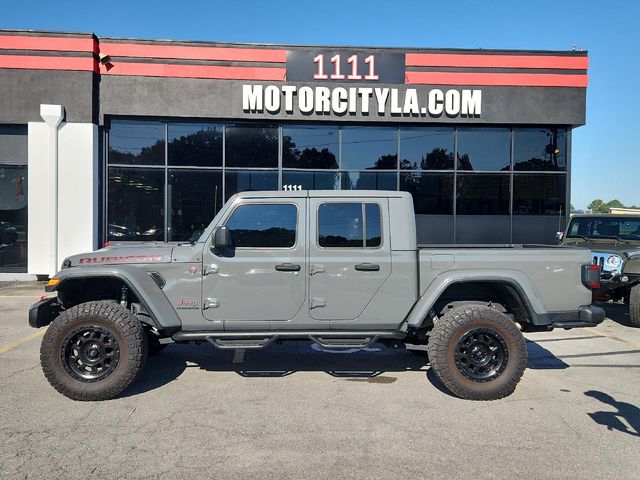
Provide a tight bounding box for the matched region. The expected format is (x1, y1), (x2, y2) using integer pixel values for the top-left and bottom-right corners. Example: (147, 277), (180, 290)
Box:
(427, 305), (527, 400)
(629, 284), (640, 328)
(40, 302), (147, 401)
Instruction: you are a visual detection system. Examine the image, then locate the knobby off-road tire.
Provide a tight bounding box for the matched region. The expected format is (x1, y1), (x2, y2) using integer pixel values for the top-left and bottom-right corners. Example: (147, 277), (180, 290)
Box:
(427, 305), (527, 401)
(629, 284), (640, 328)
(40, 302), (148, 401)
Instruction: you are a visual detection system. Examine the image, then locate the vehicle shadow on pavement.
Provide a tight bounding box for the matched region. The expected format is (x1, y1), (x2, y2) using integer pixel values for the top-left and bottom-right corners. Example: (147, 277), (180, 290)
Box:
(597, 302), (634, 328)
(585, 390), (640, 437)
(525, 340), (569, 370)
(121, 338), (568, 399)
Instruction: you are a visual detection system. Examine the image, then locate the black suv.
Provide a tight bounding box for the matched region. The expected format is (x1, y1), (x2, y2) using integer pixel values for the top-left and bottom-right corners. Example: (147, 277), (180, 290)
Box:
(561, 214), (640, 327)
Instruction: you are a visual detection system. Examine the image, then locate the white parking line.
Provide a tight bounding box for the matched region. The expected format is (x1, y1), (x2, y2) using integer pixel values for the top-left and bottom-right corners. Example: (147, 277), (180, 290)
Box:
(0, 329), (46, 355)
(584, 327), (640, 349)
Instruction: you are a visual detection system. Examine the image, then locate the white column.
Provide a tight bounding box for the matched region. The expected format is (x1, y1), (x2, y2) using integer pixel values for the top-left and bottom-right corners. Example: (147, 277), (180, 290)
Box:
(39, 105), (64, 276)
(28, 105), (99, 276)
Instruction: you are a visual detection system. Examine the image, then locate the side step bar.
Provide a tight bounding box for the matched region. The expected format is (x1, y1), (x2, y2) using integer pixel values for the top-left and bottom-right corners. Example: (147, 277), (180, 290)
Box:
(206, 337), (277, 350)
(172, 330), (405, 350)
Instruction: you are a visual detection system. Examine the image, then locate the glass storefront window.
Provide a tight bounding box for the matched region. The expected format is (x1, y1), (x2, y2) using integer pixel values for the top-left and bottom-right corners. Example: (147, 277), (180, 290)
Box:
(225, 170), (278, 200)
(0, 166), (27, 270)
(514, 128), (567, 171)
(168, 123), (223, 167)
(456, 174), (510, 215)
(400, 127), (454, 170)
(108, 167), (165, 242)
(341, 127), (398, 170)
(282, 171), (341, 190)
(168, 169), (223, 242)
(109, 120), (165, 165)
(513, 174), (566, 215)
(283, 125), (339, 169)
(225, 124), (278, 168)
(341, 171), (397, 190)
(0, 125), (28, 271)
(104, 119), (571, 246)
(457, 127), (511, 171)
(400, 172), (453, 214)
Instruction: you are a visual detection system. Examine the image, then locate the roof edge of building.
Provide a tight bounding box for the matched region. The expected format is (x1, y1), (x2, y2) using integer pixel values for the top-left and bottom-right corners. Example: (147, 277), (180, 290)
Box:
(0, 28), (588, 56)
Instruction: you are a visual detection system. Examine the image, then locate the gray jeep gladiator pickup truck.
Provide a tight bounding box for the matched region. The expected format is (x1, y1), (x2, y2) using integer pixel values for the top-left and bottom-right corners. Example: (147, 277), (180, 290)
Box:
(30, 191), (604, 401)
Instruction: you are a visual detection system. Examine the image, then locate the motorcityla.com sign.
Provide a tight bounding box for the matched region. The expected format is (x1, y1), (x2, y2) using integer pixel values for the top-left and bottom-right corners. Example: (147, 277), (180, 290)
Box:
(242, 84), (482, 118)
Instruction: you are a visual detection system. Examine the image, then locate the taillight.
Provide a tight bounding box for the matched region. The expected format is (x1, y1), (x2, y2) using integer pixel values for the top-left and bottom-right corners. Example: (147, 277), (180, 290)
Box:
(582, 264), (601, 289)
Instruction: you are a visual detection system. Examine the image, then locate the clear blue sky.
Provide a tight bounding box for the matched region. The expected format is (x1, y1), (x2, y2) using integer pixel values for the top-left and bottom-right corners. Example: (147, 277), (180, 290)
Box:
(4, 0), (638, 209)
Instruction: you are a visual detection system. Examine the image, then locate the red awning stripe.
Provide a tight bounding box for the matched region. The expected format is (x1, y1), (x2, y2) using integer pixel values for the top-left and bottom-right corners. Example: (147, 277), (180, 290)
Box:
(99, 42), (286, 63)
(0, 35), (97, 53)
(405, 71), (588, 87)
(99, 61), (286, 80)
(0, 55), (285, 80)
(406, 53), (588, 70)
(0, 54), (97, 72)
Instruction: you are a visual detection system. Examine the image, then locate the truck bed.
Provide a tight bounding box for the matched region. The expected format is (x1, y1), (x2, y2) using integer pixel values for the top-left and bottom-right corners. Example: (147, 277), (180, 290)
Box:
(417, 245), (592, 314)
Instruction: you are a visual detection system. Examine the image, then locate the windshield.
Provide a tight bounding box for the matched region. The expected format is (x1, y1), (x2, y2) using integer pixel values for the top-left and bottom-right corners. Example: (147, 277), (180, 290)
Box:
(567, 217), (640, 240)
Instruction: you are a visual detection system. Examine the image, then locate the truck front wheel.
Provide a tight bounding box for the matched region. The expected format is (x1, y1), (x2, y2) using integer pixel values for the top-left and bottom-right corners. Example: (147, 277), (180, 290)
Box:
(427, 305), (527, 400)
(629, 284), (640, 328)
(40, 302), (148, 401)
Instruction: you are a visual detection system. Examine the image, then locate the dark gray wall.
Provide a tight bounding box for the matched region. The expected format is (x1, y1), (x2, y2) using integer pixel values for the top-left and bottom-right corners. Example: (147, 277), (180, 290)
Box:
(0, 69), (96, 124)
(98, 76), (585, 126)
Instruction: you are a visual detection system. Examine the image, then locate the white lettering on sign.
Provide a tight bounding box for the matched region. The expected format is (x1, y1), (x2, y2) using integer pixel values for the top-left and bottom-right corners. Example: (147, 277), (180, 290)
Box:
(241, 85), (482, 118)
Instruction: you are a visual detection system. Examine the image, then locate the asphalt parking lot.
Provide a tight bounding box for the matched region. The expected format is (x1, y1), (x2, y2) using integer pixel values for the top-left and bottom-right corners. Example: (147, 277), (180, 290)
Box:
(1, 282), (638, 480)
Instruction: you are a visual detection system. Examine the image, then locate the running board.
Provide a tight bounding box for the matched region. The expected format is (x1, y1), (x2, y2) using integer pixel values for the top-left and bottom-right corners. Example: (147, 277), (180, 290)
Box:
(308, 335), (379, 349)
(172, 330), (405, 350)
(206, 337), (277, 350)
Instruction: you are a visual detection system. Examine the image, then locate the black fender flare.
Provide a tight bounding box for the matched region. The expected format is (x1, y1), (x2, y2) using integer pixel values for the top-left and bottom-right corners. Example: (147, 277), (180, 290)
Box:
(48, 266), (182, 331)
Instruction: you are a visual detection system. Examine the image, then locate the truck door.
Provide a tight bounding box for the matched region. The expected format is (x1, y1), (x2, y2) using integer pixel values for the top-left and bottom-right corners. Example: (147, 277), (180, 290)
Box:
(201, 198), (306, 326)
(308, 198), (391, 320)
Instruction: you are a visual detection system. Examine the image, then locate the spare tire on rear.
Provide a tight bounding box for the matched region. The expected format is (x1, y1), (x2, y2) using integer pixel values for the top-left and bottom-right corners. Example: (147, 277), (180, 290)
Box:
(427, 305), (527, 400)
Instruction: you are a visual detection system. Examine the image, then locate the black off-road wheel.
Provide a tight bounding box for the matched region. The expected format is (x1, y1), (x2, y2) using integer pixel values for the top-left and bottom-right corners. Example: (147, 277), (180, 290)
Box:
(629, 284), (640, 328)
(40, 302), (148, 401)
(427, 305), (527, 401)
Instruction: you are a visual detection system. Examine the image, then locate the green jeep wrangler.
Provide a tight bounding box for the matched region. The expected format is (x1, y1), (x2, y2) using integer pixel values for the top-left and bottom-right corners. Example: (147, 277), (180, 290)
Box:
(561, 214), (640, 327)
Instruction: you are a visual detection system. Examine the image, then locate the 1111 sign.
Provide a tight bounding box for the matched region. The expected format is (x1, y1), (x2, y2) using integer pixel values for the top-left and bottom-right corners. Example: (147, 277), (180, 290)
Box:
(286, 50), (405, 84)
(313, 54), (379, 81)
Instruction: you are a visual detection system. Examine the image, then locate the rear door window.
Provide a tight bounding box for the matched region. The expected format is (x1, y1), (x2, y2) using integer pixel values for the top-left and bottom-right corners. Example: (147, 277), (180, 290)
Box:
(318, 202), (381, 248)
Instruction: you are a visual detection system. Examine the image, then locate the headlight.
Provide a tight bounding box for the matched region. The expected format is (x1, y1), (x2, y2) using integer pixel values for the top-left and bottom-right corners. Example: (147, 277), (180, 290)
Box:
(605, 255), (622, 270)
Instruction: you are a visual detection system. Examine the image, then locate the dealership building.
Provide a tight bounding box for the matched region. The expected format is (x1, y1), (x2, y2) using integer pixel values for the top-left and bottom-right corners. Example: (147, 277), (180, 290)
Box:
(0, 29), (588, 276)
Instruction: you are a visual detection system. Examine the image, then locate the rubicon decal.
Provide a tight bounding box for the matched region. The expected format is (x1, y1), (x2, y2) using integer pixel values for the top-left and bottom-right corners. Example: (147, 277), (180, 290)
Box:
(242, 84), (481, 117)
(78, 255), (170, 264)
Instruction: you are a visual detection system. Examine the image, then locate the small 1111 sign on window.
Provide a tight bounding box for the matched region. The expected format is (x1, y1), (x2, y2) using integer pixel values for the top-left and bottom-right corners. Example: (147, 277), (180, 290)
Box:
(283, 185), (303, 191)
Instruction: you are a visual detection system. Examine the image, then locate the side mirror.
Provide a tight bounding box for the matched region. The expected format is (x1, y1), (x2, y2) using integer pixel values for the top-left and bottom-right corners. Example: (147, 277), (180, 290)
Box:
(556, 231), (564, 242)
(212, 226), (231, 250)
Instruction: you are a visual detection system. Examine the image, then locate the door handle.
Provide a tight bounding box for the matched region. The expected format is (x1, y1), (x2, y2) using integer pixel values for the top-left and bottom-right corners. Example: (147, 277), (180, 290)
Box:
(355, 263), (380, 272)
(275, 263), (301, 272)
